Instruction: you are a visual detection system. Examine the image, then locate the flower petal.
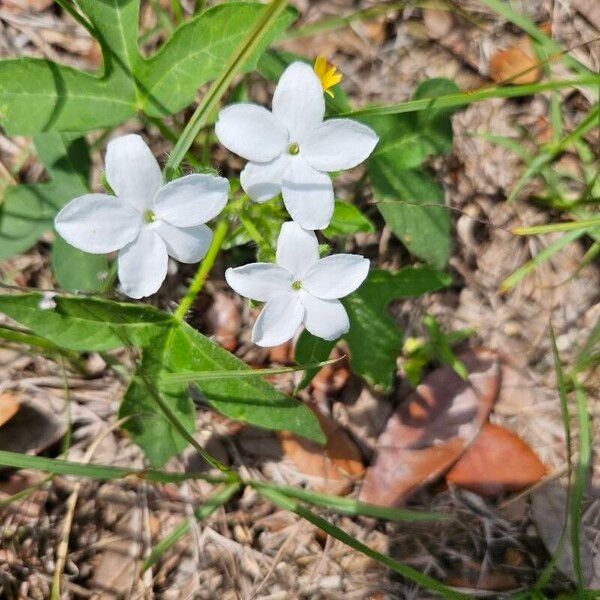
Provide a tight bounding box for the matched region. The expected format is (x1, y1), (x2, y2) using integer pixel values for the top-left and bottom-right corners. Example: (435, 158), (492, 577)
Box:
(240, 154), (291, 203)
(300, 292), (349, 340)
(55, 193), (141, 254)
(156, 221), (212, 264)
(225, 264), (292, 302)
(281, 158), (334, 230)
(215, 104), (288, 162)
(275, 221), (319, 279)
(273, 62), (325, 142)
(118, 228), (168, 299)
(252, 292), (305, 347)
(105, 134), (163, 211)
(154, 174), (229, 227)
(303, 254), (369, 299)
(302, 119), (379, 171)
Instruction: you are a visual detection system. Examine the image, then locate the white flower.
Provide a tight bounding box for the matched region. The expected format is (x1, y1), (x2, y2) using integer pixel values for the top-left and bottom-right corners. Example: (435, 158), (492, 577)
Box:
(225, 221), (369, 347)
(215, 62), (378, 231)
(55, 135), (229, 299)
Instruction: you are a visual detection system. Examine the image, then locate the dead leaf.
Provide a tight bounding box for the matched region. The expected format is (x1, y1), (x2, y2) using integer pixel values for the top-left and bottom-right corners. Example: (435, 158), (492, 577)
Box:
(359, 349), (500, 506)
(446, 423), (546, 496)
(446, 568), (518, 591)
(279, 408), (365, 496)
(489, 34), (540, 85)
(0, 392), (19, 428)
(0, 394), (66, 458)
(531, 482), (597, 586)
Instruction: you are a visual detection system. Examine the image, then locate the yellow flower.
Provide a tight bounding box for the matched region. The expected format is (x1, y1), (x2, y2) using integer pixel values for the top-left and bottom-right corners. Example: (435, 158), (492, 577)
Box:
(314, 56), (342, 98)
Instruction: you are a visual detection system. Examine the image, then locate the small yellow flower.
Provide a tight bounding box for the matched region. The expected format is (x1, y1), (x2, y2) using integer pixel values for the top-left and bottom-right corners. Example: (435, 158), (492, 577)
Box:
(314, 56), (342, 98)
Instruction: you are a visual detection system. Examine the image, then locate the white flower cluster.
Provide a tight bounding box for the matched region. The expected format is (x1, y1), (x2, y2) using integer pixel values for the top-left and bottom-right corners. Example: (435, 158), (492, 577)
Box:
(55, 62), (378, 346)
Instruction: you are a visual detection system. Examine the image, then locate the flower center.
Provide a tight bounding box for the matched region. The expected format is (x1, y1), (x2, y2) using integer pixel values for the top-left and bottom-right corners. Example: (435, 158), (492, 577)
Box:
(292, 280), (302, 291)
(288, 143), (300, 155)
(144, 209), (156, 223)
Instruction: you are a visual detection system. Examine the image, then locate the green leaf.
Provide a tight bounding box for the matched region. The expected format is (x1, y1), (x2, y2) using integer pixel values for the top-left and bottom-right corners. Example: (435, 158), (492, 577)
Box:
(323, 200), (375, 239)
(51, 237), (109, 293)
(0, 134), (89, 259)
(370, 161), (451, 270)
(294, 330), (336, 390)
(0, 293), (173, 351)
(120, 322), (324, 466)
(0, 2), (295, 135)
(342, 268), (451, 391)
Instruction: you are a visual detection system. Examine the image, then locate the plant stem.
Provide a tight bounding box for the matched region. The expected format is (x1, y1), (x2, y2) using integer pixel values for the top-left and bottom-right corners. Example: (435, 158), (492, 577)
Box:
(164, 0), (289, 177)
(174, 219), (229, 322)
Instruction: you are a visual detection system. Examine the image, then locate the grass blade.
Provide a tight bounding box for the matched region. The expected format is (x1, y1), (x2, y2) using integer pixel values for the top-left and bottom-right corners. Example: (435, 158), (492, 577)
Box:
(165, 0), (289, 176)
(257, 486), (469, 599)
(142, 483), (240, 572)
(251, 481), (447, 522)
(512, 219), (600, 235)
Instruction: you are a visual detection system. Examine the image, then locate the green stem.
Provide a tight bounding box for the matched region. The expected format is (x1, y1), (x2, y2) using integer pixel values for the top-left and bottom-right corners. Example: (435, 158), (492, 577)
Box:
(169, 0), (184, 24)
(164, 0), (289, 177)
(174, 219), (229, 322)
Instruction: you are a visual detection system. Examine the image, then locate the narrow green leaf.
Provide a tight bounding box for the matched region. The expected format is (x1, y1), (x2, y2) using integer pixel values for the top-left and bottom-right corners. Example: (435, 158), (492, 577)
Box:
(0, 293), (174, 351)
(142, 483), (240, 572)
(258, 487), (469, 599)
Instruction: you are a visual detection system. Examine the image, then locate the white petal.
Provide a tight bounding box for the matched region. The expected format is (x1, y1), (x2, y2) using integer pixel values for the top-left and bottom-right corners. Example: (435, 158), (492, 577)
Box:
(156, 221), (212, 264)
(118, 228), (168, 299)
(55, 194), (141, 254)
(105, 134), (163, 211)
(225, 264), (292, 302)
(281, 158), (334, 230)
(215, 104), (288, 162)
(154, 174), (229, 227)
(240, 154), (291, 203)
(272, 62), (325, 142)
(252, 292), (305, 347)
(300, 292), (349, 340)
(303, 254), (369, 299)
(302, 119), (379, 172)
(275, 221), (319, 279)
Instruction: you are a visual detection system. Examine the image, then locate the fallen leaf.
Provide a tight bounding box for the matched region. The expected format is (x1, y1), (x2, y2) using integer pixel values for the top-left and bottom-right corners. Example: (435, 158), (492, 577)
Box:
(279, 408), (365, 496)
(0, 392), (19, 428)
(446, 423), (546, 496)
(359, 349), (500, 506)
(531, 482), (597, 586)
(446, 568), (518, 591)
(0, 395), (66, 458)
(489, 35), (540, 85)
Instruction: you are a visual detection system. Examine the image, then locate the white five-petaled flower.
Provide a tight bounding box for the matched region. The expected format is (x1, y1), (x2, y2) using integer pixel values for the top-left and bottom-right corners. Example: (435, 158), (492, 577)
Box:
(55, 134), (229, 299)
(225, 222), (369, 347)
(215, 62), (379, 231)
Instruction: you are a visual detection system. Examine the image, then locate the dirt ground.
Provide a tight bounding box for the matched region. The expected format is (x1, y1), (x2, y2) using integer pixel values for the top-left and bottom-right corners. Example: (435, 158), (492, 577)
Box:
(0, 1), (598, 598)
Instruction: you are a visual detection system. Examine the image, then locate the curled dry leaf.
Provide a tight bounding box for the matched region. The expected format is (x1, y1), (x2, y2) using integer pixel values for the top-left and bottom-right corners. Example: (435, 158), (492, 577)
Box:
(279, 408), (365, 496)
(0, 392), (20, 428)
(359, 349), (500, 506)
(446, 423), (546, 497)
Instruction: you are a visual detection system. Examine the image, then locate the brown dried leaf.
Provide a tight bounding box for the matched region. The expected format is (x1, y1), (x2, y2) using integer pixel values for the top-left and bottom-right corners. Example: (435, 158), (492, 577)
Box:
(446, 423), (546, 496)
(0, 392), (19, 428)
(279, 409), (365, 496)
(2, 0), (53, 12)
(359, 349), (500, 506)
(423, 8), (454, 40)
(489, 35), (540, 85)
